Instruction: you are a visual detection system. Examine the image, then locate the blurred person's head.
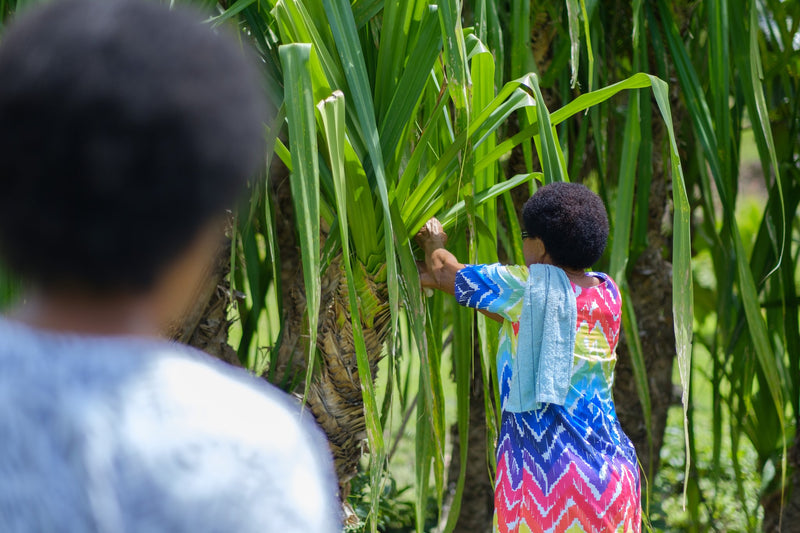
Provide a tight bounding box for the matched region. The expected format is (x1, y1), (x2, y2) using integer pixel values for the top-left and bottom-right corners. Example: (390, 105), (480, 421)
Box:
(521, 182), (609, 269)
(0, 0), (265, 326)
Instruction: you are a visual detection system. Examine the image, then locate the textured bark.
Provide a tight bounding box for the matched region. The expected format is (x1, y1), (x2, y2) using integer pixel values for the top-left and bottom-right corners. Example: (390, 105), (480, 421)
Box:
(170, 159), (390, 518)
(270, 165), (391, 503)
(306, 256), (389, 499)
(531, 10), (558, 81)
(271, 169), (308, 386)
(612, 109), (675, 477)
(610, 0), (698, 483)
(612, 34), (688, 479)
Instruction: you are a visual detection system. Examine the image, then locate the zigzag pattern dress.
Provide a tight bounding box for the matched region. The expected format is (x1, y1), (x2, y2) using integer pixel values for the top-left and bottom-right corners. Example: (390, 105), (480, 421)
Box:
(455, 264), (640, 533)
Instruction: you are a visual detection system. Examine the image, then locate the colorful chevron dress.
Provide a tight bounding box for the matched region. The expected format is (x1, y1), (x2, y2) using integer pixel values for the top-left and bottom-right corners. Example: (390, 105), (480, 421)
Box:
(455, 264), (640, 533)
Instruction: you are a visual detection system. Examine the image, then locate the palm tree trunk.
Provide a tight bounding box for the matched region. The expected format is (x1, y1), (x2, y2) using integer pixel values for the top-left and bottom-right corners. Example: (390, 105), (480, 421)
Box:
(307, 255), (389, 499)
(174, 165), (392, 507)
(271, 169), (390, 502)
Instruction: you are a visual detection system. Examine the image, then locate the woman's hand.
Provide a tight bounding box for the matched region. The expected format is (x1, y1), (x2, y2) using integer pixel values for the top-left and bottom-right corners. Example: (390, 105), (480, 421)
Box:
(414, 217), (447, 252)
(413, 218), (502, 323)
(416, 261), (436, 292)
(414, 217), (462, 296)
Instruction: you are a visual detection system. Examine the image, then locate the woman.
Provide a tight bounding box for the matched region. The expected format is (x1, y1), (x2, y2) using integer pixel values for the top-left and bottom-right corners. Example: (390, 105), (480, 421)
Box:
(0, 1), (339, 531)
(417, 182), (640, 532)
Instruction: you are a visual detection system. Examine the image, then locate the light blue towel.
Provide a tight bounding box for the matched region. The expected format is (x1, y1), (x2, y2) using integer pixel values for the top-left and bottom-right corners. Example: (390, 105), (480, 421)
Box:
(505, 264), (577, 413)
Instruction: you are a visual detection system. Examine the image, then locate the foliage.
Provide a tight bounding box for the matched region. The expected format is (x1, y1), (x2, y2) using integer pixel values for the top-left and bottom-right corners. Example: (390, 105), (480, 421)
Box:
(345, 470), (437, 533)
(0, 266), (19, 309)
(652, 0), (799, 526)
(200, 1), (692, 531)
(0, 0), (695, 530)
(3, 0), (798, 531)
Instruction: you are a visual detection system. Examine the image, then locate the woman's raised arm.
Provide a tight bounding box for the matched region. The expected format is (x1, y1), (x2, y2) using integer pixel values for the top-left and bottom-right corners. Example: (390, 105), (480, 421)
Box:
(414, 218), (464, 296)
(414, 218), (503, 323)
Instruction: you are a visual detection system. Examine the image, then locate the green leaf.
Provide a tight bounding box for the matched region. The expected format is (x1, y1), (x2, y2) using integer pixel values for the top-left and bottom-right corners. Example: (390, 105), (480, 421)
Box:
(279, 43), (321, 405)
(440, 173), (540, 229)
(322, 0), (400, 322)
(608, 88), (640, 282)
(529, 74), (567, 184)
(649, 74), (694, 505)
(378, 5), (442, 173)
(319, 4), (402, 529)
(580, 0), (594, 91)
(317, 90), (387, 531)
(438, 0), (469, 110)
(510, 0), (533, 78)
(565, 0), (580, 88)
(207, 0), (256, 26)
(374, 0), (426, 121)
(352, 0), (384, 27)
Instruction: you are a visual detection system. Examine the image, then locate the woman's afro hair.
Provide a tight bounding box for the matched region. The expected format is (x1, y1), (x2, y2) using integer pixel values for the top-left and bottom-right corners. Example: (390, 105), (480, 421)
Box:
(521, 182), (609, 270)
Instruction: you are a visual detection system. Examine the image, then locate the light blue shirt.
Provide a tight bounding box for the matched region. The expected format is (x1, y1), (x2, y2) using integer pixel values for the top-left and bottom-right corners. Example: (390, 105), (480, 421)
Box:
(0, 318), (341, 533)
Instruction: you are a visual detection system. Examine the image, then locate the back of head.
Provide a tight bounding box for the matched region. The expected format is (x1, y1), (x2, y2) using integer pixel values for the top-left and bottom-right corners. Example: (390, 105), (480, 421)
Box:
(0, 0), (266, 292)
(522, 182), (609, 270)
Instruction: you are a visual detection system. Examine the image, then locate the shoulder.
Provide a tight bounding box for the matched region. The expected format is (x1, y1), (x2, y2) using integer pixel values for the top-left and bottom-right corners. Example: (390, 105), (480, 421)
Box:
(115, 346), (342, 531)
(0, 321), (340, 532)
(586, 271), (621, 301)
(131, 344), (311, 442)
(137, 346), (332, 468)
(578, 272), (622, 319)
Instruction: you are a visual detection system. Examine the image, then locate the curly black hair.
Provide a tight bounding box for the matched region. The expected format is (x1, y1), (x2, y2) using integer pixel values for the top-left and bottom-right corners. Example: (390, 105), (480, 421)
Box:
(0, 0), (266, 292)
(521, 182), (609, 270)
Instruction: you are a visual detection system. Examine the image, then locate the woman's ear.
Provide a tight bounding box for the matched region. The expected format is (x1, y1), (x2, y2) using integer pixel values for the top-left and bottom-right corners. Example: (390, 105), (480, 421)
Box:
(522, 237), (545, 265)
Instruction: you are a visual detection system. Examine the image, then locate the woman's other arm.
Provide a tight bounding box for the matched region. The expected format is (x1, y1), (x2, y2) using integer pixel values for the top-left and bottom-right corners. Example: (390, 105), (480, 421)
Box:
(415, 218), (464, 295)
(415, 218), (502, 323)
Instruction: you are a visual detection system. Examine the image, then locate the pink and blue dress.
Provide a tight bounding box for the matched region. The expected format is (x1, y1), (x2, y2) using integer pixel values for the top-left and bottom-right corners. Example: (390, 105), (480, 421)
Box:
(455, 264), (641, 533)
